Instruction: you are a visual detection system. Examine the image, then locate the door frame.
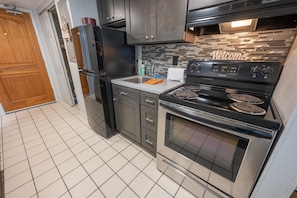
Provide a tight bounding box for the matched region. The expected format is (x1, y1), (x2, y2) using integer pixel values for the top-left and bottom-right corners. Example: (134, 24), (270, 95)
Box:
(39, 7), (75, 106)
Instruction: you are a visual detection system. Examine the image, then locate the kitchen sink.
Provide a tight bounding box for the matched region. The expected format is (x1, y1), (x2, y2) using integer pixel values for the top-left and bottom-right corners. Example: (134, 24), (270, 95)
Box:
(123, 76), (153, 83)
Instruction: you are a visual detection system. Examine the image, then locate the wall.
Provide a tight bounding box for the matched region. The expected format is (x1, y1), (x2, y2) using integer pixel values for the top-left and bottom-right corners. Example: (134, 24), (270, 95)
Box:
(251, 106), (297, 198)
(67, 0), (99, 27)
(142, 28), (297, 76)
(273, 36), (297, 125)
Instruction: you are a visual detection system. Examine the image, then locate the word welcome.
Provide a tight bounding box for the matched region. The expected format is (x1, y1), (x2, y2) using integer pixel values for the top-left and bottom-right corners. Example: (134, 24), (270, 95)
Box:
(210, 50), (247, 60)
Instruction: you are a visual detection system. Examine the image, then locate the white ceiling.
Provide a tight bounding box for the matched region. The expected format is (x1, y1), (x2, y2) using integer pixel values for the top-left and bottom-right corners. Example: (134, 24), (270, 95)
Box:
(0, 0), (51, 11)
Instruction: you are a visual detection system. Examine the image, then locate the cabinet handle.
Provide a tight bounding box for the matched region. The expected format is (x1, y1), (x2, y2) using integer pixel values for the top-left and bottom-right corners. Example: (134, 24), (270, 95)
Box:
(150, 35), (154, 40)
(145, 117), (155, 123)
(145, 98), (155, 105)
(145, 138), (154, 145)
(120, 91), (128, 96)
(145, 36), (149, 40)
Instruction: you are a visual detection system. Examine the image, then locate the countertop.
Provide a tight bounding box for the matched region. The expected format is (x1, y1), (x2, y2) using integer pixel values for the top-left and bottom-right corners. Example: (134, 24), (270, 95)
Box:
(111, 75), (184, 94)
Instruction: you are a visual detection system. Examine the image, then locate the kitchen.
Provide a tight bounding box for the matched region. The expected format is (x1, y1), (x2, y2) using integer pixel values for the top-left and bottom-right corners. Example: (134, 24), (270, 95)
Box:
(0, 0), (297, 197)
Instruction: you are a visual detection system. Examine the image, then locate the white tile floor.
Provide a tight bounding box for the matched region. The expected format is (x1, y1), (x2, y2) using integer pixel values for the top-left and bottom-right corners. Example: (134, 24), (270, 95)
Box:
(0, 102), (197, 198)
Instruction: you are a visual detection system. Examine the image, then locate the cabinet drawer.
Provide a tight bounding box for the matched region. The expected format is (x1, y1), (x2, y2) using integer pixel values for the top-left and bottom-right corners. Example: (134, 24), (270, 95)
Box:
(113, 85), (140, 102)
(141, 105), (158, 132)
(141, 127), (157, 154)
(141, 91), (158, 109)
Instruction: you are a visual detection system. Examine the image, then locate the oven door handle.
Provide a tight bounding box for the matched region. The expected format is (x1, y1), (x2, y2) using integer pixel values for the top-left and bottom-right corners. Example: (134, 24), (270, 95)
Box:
(160, 102), (273, 139)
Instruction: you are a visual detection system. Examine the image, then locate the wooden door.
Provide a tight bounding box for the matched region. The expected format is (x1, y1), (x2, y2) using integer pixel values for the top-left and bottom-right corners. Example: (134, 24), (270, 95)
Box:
(0, 9), (55, 112)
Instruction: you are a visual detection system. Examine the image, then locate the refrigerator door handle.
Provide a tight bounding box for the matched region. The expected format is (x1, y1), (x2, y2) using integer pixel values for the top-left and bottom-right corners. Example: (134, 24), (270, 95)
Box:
(99, 71), (106, 77)
(78, 68), (91, 74)
(85, 72), (100, 77)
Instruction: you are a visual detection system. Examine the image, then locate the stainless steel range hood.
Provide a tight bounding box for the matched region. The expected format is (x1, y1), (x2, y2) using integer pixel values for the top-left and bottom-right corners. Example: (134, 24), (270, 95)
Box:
(187, 0), (297, 35)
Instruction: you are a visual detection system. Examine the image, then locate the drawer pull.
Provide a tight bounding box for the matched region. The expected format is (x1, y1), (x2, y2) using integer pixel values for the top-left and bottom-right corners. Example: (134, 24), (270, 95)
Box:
(120, 91), (128, 96)
(145, 98), (155, 104)
(145, 117), (155, 123)
(145, 138), (154, 145)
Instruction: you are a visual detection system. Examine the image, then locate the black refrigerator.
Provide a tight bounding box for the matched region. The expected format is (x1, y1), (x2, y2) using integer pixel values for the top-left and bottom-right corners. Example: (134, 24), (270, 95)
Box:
(71, 24), (135, 138)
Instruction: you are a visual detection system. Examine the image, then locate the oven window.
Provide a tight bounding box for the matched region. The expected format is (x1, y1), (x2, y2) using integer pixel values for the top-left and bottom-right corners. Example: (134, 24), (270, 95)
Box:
(165, 113), (248, 182)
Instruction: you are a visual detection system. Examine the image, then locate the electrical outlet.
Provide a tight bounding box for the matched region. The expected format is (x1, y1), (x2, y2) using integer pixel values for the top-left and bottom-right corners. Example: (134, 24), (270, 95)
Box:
(173, 56), (179, 65)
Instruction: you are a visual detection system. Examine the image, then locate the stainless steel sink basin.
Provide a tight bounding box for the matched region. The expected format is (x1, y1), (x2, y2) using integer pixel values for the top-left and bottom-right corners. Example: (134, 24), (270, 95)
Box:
(123, 76), (153, 83)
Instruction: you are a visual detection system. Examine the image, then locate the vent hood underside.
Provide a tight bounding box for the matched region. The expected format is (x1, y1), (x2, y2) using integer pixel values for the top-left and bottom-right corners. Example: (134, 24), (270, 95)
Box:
(187, 0), (297, 35)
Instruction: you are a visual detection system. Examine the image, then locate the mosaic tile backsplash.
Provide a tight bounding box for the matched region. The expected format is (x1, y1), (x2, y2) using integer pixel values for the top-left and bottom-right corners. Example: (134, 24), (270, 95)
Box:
(142, 28), (297, 76)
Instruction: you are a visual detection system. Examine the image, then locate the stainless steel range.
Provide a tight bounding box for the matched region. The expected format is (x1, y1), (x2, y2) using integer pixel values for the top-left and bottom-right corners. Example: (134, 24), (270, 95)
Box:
(157, 61), (283, 198)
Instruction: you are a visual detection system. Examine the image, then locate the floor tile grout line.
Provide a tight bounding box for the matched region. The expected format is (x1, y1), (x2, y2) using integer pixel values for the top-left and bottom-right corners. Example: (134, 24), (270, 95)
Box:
(10, 111), (39, 197)
(28, 106), (86, 196)
(49, 103), (117, 197)
(34, 105), (85, 197)
(2, 102), (192, 198)
(6, 104), (115, 196)
(108, 150), (157, 197)
(49, 103), (154, 197)
(0, 116), (4, 172)
(2, 105), (99, 196)
(39, 103), (109, 197)
(1, 116), (6, 198)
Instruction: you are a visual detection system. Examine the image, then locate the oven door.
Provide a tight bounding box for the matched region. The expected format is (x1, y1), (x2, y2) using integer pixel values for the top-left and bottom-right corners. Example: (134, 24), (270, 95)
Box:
(157, 100), (275, 198)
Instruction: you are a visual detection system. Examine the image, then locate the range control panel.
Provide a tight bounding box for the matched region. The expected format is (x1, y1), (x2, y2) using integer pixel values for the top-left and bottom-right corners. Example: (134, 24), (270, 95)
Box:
(212, 64), (239, 74)
(187, 61), (283, 84)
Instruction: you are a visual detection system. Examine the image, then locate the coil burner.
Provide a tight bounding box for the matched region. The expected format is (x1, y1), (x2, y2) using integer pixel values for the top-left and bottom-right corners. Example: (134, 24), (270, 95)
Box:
(228, 94), (264, 104)
(173, 90), (198, 100)
(183, 85), (200, 92)
(230, 102), (266, 115)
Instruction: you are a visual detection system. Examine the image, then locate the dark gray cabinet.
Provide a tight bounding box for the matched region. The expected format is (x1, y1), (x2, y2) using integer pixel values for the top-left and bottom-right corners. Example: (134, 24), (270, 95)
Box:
(188, 0), (236, 10)
(125, 0), (195, 44)
(140, 91), (158, 154)
(97, 0), (125, 25)
(113, 84), (159, 155)
(113, 85), (141, 143)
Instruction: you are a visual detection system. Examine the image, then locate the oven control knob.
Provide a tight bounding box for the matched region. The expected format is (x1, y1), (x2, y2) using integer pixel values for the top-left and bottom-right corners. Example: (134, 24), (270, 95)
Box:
(189, 63), (197, 72)
(262, 66), (274, 79)
(197, 64), (203, 71)
(250, 66), (260, 78)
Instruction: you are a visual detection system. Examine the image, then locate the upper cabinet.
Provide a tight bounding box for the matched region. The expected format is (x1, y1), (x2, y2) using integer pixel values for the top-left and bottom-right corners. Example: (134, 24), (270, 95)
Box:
(97, 0), (125, 26)
(125, 0), (195, 45)
(188, 0), (236, 10)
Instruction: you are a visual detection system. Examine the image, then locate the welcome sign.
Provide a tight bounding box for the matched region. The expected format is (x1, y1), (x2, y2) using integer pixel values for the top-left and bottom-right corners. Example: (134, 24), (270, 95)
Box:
(211, 50), (247, 60)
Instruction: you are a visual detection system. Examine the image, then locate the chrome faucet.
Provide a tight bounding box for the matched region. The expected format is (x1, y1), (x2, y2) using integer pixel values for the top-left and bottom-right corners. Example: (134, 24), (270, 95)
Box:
(144, 58), (155, 76)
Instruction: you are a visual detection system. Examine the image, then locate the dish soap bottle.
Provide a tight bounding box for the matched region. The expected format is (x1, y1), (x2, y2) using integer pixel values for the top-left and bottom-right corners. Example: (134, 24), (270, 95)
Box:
(140, 64), (145, 76)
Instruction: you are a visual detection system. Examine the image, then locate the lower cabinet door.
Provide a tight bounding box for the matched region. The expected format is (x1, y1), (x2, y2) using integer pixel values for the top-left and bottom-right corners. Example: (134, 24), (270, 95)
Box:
(141, 127), (157, 154)
(114, 98), (141, 143)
